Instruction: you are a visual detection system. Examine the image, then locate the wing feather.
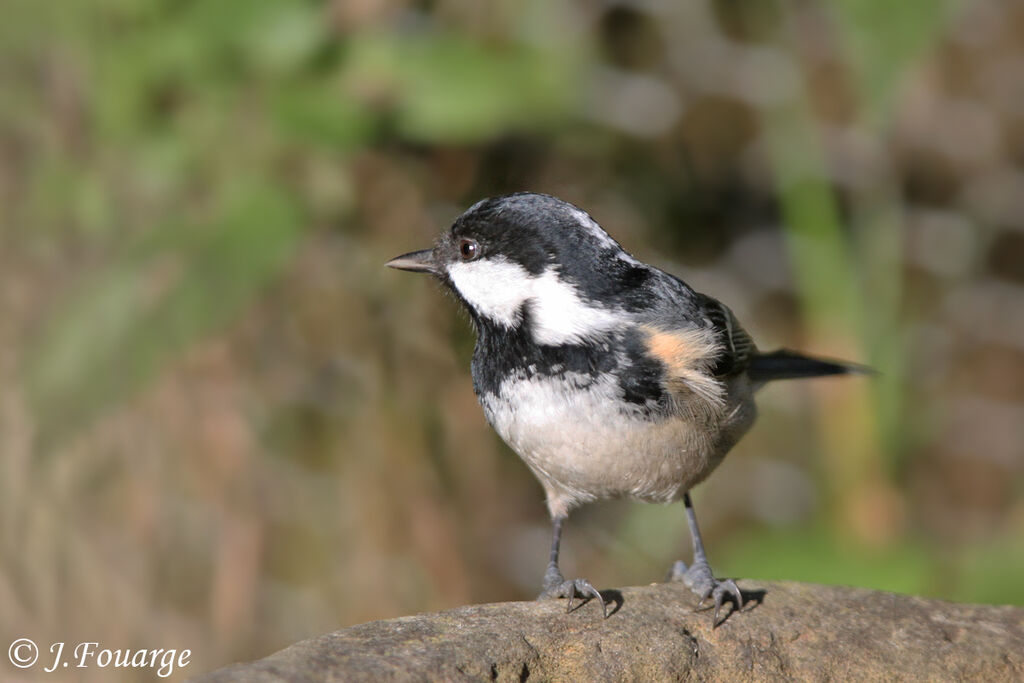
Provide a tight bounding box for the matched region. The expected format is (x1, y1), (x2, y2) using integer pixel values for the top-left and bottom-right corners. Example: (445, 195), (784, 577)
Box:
(698, 295), (756, 377)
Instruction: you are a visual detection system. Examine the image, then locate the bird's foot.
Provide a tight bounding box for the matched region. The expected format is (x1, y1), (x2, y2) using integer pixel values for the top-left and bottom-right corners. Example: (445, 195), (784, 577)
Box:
(539, 564), (607, 617)
(668, 559), (743, 627)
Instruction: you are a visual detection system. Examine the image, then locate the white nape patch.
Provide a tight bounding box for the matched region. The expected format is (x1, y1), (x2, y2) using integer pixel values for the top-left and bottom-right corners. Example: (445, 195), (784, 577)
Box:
(568, 206), (619, 251)
(529, 268), (623, 345)
(568, 206), (641, 265)
(447, 258), (533, 328)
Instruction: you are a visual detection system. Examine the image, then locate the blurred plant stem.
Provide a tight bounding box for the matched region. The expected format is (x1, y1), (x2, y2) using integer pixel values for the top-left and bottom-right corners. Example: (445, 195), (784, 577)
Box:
(761, 1), (958, 544)
(832, 0), (961, 468)
(763, 96), (892, 544)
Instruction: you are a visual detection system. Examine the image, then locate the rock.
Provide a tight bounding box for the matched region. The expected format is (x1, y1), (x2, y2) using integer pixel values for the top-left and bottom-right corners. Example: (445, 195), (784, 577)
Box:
(195, 581), (1024, 681)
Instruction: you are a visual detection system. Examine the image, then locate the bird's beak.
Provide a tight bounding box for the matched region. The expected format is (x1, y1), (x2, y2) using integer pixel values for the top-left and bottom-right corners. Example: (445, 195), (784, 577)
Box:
(385, 248), (437, 274)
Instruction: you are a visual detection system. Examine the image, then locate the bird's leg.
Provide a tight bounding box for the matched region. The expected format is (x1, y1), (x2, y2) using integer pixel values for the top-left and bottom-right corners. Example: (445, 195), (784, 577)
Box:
(538, 515), (607, 617)
(668, 492), (743, 626)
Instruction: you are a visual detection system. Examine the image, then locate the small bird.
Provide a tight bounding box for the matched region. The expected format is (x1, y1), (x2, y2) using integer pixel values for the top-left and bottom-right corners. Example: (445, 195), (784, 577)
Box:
(387, 193), (866, 624)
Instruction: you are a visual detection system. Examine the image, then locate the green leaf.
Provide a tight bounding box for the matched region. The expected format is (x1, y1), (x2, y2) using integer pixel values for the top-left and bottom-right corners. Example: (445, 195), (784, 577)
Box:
(344, 32), (577, 143)
(272, 85), (376, 150)
(833, 0), (959, 124)
(26, 184), (302, 445)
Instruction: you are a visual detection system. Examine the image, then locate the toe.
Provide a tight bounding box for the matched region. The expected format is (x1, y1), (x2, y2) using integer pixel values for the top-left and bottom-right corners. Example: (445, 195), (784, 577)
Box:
(712, 588), (728, 627)
(541, 579), (607, 618)
(568, 579), (607, 618)
(667, 560), (688, 582)
(694, 585), (715, 611)
(709, 581), (743, 627)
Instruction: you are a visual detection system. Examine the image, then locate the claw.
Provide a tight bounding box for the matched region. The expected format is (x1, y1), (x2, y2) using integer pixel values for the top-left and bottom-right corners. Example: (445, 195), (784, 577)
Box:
(709, 580), (743, 627)
(541, 578), (608, 618)
(669, 560), (743, 627)
(713, 589), (727, 626)
(726, 580), (743, 610)
(578, 580), (608, 619)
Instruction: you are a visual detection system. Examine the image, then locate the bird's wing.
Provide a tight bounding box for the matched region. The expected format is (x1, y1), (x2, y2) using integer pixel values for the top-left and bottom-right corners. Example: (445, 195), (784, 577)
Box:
(631, 272), (754, 418)
(695, 294), (756, 378)
(636, 321), (727, 414)
(640, 267), (756, 377)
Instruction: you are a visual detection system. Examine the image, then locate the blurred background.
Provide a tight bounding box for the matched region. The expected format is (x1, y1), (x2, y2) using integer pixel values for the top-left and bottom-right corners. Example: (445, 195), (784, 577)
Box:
(2, 0), (1023, 677)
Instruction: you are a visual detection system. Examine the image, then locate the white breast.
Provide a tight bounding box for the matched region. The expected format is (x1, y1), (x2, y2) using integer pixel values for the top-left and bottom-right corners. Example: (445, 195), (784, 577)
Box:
(479, 371), (731, 518)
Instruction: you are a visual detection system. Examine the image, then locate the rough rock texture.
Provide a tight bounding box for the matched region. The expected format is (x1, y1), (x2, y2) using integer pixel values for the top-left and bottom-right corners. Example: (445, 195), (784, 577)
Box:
(196, 581), (1024, 682)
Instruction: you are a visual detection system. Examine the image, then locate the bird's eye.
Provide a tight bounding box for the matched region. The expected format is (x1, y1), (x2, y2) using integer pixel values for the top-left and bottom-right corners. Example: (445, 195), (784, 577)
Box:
(459, 239), (480, 261)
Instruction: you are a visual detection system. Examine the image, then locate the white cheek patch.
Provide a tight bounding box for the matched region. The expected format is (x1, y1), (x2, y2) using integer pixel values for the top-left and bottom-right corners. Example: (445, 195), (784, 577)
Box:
(446, 258), (533, 328)
(529, 268), (624, 345)
(447, 258), (626, 343)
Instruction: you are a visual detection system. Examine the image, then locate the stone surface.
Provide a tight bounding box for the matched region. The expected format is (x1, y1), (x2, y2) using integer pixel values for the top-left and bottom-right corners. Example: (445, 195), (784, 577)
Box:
(195, 581), (1024, 681)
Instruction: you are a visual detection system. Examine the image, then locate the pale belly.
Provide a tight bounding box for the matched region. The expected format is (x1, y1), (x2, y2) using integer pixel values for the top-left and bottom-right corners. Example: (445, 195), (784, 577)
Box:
(479, 372), (756, 517)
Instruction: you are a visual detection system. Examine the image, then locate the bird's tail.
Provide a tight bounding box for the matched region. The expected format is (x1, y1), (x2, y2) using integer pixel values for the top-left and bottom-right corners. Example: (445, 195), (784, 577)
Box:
(746, 349), (873, 382)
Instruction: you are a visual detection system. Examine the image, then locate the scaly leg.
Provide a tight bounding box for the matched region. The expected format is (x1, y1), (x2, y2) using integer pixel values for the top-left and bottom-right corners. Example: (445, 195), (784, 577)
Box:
(668, 492), (743, 626)
(538, 516), (607, 617)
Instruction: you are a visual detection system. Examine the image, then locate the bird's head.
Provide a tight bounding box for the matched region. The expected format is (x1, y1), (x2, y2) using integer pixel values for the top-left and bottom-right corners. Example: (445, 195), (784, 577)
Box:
(386, 193), (652, 344)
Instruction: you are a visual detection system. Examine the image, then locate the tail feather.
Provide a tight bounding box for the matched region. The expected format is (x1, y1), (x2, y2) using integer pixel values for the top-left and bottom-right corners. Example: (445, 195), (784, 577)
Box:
(746, 349), (873, 382)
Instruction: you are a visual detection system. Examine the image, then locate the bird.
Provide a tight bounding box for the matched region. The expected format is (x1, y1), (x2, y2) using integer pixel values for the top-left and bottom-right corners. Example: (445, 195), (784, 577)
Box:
(386, 192), (867, 624)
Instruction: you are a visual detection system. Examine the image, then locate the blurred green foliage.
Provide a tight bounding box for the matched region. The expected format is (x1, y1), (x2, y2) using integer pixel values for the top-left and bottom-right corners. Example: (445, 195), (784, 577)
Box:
(28, 184), (301, 441)
(15, 0), (579, 440)
(835, 0), (959, 123)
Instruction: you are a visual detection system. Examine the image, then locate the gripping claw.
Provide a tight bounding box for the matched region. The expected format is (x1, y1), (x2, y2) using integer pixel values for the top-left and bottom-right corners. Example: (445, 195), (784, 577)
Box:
(670, 559), (743, 627)
(541, 564), (608, 618)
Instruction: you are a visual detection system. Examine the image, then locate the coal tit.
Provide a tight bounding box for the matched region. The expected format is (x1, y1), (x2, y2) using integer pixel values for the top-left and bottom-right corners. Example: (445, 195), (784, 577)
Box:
(387, 193), (865, 624)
